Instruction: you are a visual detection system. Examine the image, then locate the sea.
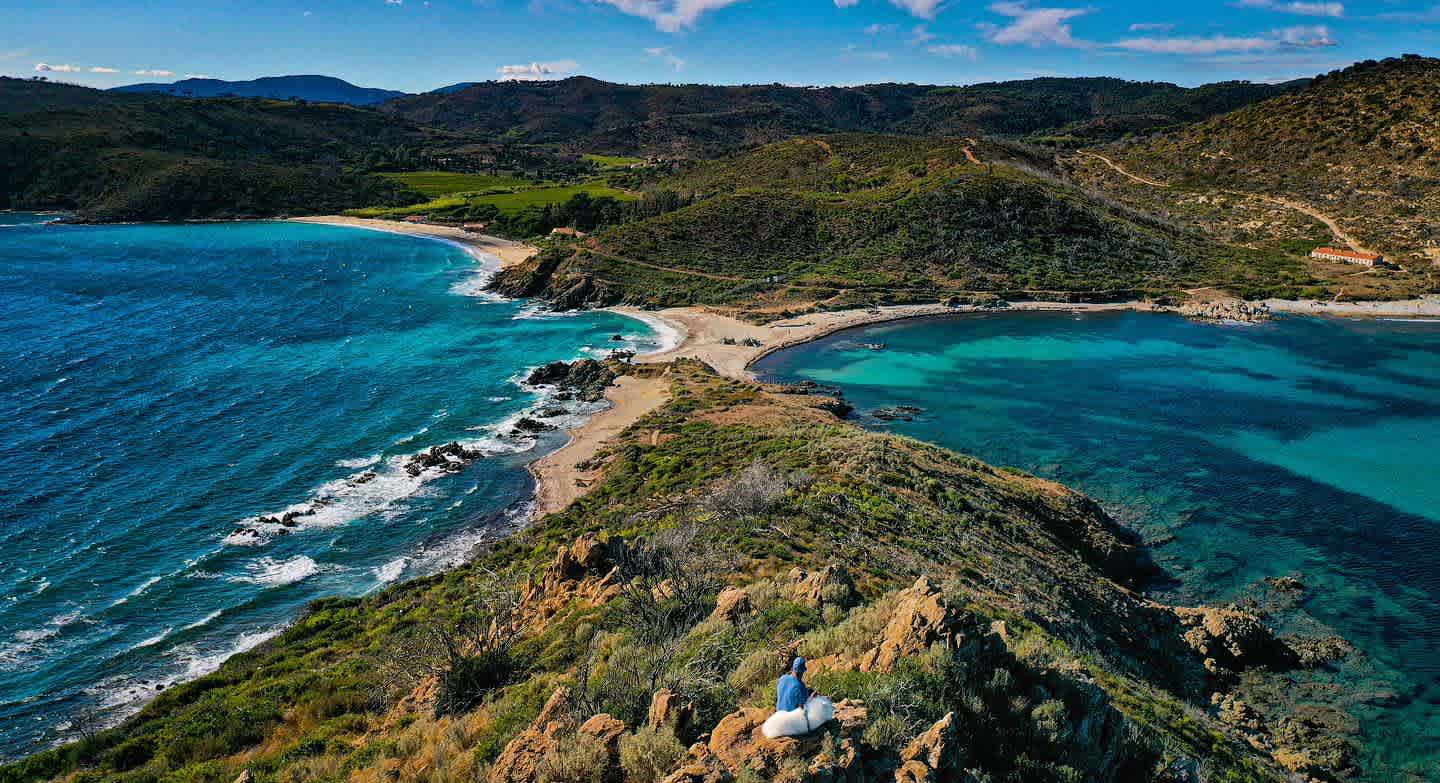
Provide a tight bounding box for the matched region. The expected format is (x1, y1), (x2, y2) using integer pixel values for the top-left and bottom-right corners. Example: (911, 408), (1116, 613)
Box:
(0, 214), (665, 759)
(754, 309), (1440, 782)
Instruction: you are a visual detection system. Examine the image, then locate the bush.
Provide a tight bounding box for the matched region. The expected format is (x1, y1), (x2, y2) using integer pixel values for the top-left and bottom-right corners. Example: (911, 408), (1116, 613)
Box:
(619, 726), (687, 783)
(536, 732), (610, 783)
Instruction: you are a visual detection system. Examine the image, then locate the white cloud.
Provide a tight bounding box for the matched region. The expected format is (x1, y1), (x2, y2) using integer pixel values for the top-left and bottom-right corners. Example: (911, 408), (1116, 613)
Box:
(496, 60), (579, 80)
(385, 0), (403, 5)
(1112, 34), (1270, 54)
(835, 0), (860, 7)
(186, 73), (216, 79)
(980, 2), (1092, 48)
(134, 69), (175, 77)
(928, 43), (979, 60)
(1128, 22), (1173, 32)
(594, 0), (746, 33)
(35, 62), (82, 73)
(909, 24), (937, 44)
(89, 66), (119, 73)
(864, 22), (896, 34)
(843, 44), (893, 61)
(644, 46), (686, 71)
(1235, 0), (1342, 17)
(1113, 24), (1335, 54)
(888, 0), (945, 18)
(1273, 24), (1335, 46)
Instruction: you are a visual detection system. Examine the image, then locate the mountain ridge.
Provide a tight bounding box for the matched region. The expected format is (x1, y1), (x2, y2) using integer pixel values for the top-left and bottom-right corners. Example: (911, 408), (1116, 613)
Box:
(110, 74), (407, 106)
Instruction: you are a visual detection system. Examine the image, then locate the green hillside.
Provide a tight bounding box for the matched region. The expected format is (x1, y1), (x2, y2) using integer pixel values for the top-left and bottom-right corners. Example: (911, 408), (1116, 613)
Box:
(2, 361), (1351, 783)
(0, 78), (426, 220)
(1068, 55), (1440, 279)
(492, 135), (1318, 314)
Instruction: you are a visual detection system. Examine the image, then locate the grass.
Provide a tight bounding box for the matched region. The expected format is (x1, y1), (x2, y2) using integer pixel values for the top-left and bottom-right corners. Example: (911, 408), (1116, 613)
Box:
(379, 171), (530, 197)
(345, 181), (636, 220)
(584, 154), (647, 170)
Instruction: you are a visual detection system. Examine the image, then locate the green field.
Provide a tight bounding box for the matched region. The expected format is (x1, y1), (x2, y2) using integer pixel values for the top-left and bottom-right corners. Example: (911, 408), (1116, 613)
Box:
(379, 171), (530, 197)
(347, 181), (636, 220)
(583, 153), (646, 170)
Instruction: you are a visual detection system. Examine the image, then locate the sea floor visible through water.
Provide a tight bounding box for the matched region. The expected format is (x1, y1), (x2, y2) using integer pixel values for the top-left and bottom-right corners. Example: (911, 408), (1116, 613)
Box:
(0, 215), (661, 758)
(754, 309), (1440, 782)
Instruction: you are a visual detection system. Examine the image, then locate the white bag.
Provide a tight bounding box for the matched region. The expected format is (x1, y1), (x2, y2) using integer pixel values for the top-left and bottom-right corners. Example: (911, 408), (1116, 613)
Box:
(761, 695), (835, 739)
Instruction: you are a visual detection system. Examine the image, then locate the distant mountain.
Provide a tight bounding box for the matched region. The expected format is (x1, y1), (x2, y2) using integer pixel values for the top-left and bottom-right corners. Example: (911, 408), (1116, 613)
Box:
(380, 75), (1304, 156)
(110, 75), (407, 106)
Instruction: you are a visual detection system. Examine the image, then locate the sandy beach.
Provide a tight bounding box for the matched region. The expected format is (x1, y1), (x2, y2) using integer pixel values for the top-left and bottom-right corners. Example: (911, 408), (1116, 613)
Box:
(289, 216), (538, 268)
(1262, 296), (1440, 318)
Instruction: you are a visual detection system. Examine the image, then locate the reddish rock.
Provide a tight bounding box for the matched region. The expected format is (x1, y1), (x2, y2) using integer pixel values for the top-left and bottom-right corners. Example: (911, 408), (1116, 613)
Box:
(710, 586), (753, 623)
(860, 577), (965, 673)
(788, 565), (859, 611)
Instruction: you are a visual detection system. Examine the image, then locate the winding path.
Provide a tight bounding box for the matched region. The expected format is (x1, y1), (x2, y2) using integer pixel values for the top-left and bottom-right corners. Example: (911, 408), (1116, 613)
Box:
(1076, 152), (1375, 255)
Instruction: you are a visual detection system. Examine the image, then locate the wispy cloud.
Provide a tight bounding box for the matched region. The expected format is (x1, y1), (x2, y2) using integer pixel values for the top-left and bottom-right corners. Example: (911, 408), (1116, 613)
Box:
(1374, 4), (1440, 21)
(385, 0), (403, 5)
(909, 24), (937, 44)
(979, 2), (1093, 49)
(842, 44), (892, 61)
(89, 66), (119, 73)
(645, 46), (685, 71)
(594, 0), (745, 32)
(134, 69), (175, 77)
(928, 43), (979, 60)
(496, 60), (579, 80)
(888, 0), (945, 19)
(34, 63), (81, 73)
(1234, 0), (1342, 17)
(1113, 24), (1335, 54)
(835, 0), (860, 7)
(864, 22), (896, 35)
(1128, 22), (1174, 32)
(186, 73), (215, 79)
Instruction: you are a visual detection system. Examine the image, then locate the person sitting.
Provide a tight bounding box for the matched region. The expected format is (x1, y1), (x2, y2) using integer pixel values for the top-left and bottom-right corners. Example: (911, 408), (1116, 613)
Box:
(762, 656), (835, 739)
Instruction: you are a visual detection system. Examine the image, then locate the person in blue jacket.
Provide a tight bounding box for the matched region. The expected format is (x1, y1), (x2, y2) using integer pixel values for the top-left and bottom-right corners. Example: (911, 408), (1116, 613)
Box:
(776, 655), (811, 712)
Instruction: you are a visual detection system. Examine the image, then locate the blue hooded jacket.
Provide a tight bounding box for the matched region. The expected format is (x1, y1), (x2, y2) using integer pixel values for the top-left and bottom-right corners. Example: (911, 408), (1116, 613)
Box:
(776, 657), (809, 711)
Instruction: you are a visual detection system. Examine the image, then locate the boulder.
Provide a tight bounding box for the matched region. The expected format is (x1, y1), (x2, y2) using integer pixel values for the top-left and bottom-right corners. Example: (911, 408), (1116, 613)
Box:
(710, 587), (753, 623)
(860, 577), (966, 673)
(526, 359), (618, 402)
(649, 688), (695, 734)
(788, 565), (860, 612)
(520, 534), (629, 617)
(895, 713), (961, 782)
(489, 687), (571, 783)
(1172, 606), (1295, 672)
(579, 713), (627, 780)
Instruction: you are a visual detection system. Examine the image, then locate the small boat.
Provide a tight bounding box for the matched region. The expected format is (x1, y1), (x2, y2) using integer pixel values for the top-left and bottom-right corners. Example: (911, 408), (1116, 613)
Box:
(859, 342), (887, 350)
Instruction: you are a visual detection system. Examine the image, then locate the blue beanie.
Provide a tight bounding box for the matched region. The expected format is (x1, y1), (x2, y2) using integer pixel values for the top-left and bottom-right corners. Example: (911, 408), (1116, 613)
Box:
(792, 656), (807, 674)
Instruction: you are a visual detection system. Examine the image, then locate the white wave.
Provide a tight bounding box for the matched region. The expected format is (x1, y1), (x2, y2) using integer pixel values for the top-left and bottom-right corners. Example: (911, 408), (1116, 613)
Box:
(611, 310), (683, 355)
(335, 453), (382, 469)
(229, 556), (321, 587)
(111, 575), (162, 606)
(393, 425), (429, 446)
(180, 627), (283, 679)
(131, 627), (172, 650)
(0, 611), (83, 666)
(486, 395), (512, 402)
(373, 557), (407, 585)
(406, 500), (535, 576)
(185, 609), (224, 630)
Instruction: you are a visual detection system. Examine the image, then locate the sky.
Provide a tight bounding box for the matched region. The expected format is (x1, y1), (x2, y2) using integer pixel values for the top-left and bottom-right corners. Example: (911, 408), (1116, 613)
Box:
(2, 0), (1437, 92)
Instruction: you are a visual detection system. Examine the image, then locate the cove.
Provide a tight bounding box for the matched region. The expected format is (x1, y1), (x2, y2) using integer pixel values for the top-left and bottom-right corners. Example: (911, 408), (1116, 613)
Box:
(753, 309), (1440, 782)
(0, 217), (660, 759)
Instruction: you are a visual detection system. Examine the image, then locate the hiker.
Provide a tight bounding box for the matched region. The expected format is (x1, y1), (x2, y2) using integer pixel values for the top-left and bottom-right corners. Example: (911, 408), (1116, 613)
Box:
(761, 655), (835, 738)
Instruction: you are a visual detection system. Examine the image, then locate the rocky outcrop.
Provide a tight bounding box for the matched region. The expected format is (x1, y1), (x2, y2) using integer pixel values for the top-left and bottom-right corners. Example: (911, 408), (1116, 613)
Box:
(489, 687), (571, 783)
(526, 359), (618, 402)
(788, 565), (860, 612)
(709, 586), (753, 623)
(1179, 299), (1272, 323)
(871, 405), (924, 422)
(648, 688), (695, 735)
(687, 700), (867, 783)
(403, 441), (484, 477)
(579, 714), (627, 781)
(860, 577), (968, 673)
(520, 534), (629, 618)
(895, 712), (961, 783)
(1171, 606), (1295, 673)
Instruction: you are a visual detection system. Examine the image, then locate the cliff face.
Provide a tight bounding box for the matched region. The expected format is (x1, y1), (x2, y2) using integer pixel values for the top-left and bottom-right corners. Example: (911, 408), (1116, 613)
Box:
(3, 360), (1355, 783)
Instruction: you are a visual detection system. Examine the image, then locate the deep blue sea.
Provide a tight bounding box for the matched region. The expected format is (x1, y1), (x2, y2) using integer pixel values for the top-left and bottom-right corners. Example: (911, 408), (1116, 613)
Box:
(754, 310), (1440, 781)
(0, 214), (661, 759)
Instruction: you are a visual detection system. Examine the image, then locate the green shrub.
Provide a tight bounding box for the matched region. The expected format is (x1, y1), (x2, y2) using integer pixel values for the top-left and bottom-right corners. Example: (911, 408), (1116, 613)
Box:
(619, 726), (687, 783)
(536, 732), (609, 783)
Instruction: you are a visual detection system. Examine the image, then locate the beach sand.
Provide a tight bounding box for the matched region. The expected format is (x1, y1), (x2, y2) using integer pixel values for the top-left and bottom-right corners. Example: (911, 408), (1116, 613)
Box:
(289, 216), (537, 268)
(1263, 296), (1440, 318)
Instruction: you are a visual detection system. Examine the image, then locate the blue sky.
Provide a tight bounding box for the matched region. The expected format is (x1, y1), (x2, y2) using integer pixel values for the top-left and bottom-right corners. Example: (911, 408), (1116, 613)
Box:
(2, 0), (1436, 92)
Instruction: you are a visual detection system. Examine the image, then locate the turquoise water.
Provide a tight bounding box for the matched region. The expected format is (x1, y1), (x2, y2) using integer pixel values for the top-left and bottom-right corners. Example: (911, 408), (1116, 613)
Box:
(754, 310), (1440, 781)
(0, 215), (659, 758)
